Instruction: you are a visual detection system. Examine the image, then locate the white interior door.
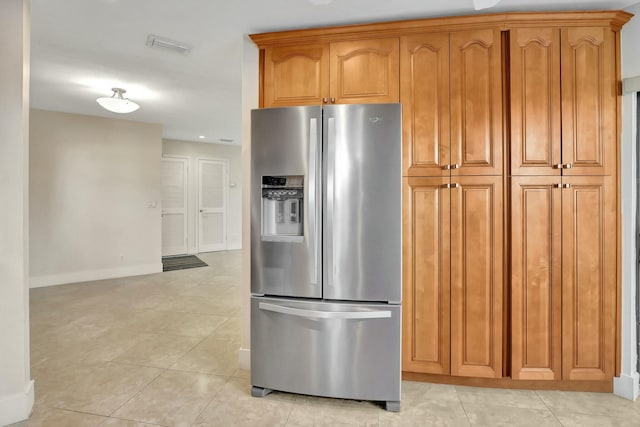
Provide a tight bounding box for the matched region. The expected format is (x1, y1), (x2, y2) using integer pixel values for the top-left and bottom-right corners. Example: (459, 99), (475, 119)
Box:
(198, 159), (228, 252)
(161, 157), (188, 256)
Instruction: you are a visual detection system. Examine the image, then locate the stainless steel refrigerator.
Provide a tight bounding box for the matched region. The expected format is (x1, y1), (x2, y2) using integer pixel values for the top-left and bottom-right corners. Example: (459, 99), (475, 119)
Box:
(250, 104), (401, 411)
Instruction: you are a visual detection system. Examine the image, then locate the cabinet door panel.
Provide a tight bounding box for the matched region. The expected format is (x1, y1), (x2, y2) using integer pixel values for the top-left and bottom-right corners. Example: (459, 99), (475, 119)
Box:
(450, 29), (503, 176)
(450, 176), (503, 378)
(510, 28), (561, 176)
(403, 177), (450, 374)
(330, 38), (399, 104)
(400, 33), (450, 177)
(562, 176), (616, 380)
(561, 28), (616, 176)
(264, 44), (329, 107)
(511, 177), (562, 380)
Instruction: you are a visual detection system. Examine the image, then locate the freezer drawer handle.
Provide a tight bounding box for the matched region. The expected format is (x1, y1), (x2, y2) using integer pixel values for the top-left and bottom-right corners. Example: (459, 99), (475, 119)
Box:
(258, 302), (392, 319)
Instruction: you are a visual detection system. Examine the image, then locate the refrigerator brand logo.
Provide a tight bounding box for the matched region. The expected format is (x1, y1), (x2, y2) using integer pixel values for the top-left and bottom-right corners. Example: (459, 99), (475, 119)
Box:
(369, 117), (383, 123)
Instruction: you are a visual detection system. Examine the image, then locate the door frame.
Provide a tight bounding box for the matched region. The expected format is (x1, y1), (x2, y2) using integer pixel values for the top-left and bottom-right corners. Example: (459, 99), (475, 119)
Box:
(161, 155), (189, 257)
(196, 157), (230, 253)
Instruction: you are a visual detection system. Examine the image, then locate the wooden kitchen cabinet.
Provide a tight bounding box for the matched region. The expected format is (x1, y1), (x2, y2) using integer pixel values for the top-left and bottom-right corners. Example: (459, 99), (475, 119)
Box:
(263, 44), (329, 107)
(561, 27), (617, 176)
(252, 10), (630, 390)
(450, 29), (503, 177)
(511, 176), (616, 381)
(400, 33), (450, 177)
(561, 176), (616, 380)
(510, 26), (617, 176)
(262, 38), (399, 107)
(403, 176), (503, 379)
(402, 177), (451, 375)
(509, 28), (562, 176)
(401, 29), (503, 177)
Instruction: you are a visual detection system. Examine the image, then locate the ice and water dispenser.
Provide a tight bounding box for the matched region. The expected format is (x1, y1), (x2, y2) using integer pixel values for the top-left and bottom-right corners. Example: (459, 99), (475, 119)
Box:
(261, 176), (303, 241)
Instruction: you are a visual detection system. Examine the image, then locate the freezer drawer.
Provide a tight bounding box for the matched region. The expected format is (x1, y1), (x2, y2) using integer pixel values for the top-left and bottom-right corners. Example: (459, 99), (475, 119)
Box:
(251, 296), (401, 403)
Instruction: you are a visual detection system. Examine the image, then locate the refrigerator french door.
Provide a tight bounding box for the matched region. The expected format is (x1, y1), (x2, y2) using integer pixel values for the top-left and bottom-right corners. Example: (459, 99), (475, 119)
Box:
(250, 104), (401, 411)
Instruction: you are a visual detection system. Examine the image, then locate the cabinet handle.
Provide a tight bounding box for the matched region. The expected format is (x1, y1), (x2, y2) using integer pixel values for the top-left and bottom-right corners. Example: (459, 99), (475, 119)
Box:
(451, 163), (460, 169)
(443, 183), (451, 189)
(555, 163), (573, 169)
(451, 183), (460, 188)
(442, 164), (451, 170)
(330, 97), (336, 103)
(322, 98), (328, 104)
(554, 184), (562, 188)
(563, 183), (572, 189)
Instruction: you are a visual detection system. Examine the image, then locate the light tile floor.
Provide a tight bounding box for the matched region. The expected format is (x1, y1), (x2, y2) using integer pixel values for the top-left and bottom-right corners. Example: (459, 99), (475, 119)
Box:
(12, 250), (640, 426)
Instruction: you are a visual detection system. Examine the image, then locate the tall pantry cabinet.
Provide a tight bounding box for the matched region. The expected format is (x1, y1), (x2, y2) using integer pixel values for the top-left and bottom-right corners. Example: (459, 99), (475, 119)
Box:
(250, 10), (632, 390)
(509, 26), (618, 381)
(401, 29), (504, 378)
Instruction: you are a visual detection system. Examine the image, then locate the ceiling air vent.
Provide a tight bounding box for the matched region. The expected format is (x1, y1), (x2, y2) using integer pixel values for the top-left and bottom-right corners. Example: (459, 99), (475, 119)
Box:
(146, 34), (191, 54)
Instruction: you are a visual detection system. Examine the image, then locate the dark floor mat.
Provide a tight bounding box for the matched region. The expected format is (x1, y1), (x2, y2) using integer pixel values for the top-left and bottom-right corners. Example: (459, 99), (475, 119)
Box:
(162, 255), (208, 272)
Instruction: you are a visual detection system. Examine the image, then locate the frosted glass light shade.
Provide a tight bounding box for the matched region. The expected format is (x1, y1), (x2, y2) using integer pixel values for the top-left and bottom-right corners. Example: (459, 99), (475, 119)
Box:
(96, 88), (140, 113)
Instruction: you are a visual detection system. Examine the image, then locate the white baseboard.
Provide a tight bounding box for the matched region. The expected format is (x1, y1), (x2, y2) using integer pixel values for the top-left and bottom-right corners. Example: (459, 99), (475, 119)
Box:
(29, 263), (163, 288)
(228, 239), (242, 251)
(238, 347), (250, 370)
(0, 380), (34, 426)
(614, 373), (640, 401)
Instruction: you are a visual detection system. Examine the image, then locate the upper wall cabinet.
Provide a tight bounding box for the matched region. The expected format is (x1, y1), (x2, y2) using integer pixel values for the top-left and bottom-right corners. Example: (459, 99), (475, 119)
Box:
(401, 29), (503, 177)
(262, 38), (399, 108)
(263, 44), (330, 107)
(510, 26), (616, 176)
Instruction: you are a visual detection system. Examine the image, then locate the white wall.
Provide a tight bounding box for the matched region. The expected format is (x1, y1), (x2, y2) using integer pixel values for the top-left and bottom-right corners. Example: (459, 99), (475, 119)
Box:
(29, 109), (163, 287)
(0, 0), (33, 424)
(240, 36), (259, 370)
(615, 2), (640, 401)
(162, 139), (242, 252)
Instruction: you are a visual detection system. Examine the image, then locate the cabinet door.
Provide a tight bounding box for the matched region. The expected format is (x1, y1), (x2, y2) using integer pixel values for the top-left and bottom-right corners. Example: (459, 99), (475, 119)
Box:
(263, 44), (329, 107)
(562, 176), (616, 380)
(450, 176), (503, 378)
(510, 28), (561, 176)
(400, 33), (450, 177)
(561, 28), (616, 176)
(330, 38), (399, 104)
(511, 177), (562, 380)
(450, 29), (503, 176)
(402, 177), (450, 375)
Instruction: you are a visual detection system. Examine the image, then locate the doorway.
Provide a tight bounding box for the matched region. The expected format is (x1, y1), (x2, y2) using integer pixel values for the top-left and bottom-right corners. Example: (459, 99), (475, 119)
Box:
(161, 157), (188, 256)
(197, 158), (229, 252)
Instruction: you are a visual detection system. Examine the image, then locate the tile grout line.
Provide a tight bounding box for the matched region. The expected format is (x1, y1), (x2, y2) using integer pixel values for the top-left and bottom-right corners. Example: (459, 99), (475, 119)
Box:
(534, 390), (565, 426)
(454, 387), (473, 426)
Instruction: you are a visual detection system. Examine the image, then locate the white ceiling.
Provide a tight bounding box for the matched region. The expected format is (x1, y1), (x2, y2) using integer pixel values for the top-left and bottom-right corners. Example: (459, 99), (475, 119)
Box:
(30, 0), (638, 145)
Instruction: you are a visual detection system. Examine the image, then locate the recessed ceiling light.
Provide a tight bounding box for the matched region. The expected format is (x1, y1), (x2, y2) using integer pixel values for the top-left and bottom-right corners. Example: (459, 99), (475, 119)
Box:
(219, 138), (234, 143)
(199, 135), (206, 139)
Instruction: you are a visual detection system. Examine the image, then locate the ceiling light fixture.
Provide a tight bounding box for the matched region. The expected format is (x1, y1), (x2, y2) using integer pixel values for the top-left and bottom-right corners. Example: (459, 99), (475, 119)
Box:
(96, 88), (140, 114)
(199, 135), (206, 139)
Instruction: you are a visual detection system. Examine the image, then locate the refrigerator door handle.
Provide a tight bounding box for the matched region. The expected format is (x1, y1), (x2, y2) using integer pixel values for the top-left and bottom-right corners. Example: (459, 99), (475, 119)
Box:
(258, 302), (392, 320)
(308, 118), (321, 286)
(326, 117), (336, 288)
